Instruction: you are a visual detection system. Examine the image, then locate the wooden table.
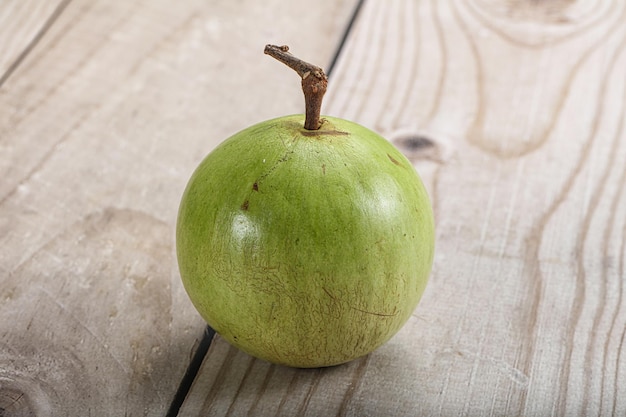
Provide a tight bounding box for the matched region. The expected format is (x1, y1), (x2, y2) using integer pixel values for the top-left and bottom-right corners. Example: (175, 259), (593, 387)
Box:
(1, 0), (625, 415)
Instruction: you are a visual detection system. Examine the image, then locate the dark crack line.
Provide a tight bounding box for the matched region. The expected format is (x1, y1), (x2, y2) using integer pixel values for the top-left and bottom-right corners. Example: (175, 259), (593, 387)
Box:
(165, 326), (216, 417)
(0, 0), (73, 89)
(327, 0), (366, 77)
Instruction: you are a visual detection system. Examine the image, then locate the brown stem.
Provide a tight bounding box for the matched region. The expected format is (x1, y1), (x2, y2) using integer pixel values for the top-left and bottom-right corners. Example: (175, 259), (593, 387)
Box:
(264, 44), (328, 130)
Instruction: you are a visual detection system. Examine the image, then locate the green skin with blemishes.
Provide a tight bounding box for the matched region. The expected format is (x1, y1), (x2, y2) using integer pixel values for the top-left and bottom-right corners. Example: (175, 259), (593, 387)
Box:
(176, 114), (434, 368)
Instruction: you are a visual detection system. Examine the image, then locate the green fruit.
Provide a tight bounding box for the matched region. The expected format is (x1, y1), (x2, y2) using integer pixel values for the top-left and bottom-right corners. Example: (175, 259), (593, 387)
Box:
(176, 114), (434, 368)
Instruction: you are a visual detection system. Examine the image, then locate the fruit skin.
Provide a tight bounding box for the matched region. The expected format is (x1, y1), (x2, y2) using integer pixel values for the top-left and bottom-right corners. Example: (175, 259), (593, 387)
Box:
(176, 114), (434, 368)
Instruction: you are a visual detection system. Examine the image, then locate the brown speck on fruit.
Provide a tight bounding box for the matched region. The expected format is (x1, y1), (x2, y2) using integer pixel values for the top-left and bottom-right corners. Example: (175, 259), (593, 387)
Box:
(241, 200), (249, 210)
(387, 154), (401, 166)
(252, 182), (259, 191)
(322, 287), (338, 301)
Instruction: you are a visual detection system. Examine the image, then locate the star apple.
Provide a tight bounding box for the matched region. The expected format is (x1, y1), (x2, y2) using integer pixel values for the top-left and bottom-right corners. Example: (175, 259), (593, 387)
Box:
(176, 45), (434, 368)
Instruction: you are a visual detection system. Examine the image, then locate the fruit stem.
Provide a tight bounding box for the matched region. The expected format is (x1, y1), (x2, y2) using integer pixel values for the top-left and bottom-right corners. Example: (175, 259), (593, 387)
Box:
(264, 44), (328, 130)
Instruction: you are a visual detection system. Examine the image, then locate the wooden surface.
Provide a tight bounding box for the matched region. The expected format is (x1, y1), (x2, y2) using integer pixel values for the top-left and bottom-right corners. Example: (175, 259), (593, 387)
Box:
(1, 0), (625, 416)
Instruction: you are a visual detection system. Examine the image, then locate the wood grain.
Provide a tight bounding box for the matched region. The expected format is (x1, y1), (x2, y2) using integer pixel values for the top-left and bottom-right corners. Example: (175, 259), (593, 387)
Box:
(0, 0), (356, 415)
(181, 0), (626, 415)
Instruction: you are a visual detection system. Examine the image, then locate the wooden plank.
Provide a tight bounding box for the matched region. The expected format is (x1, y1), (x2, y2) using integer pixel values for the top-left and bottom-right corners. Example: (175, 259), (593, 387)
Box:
(0, 0), (357, 415)
(180, 0), (626, 415)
